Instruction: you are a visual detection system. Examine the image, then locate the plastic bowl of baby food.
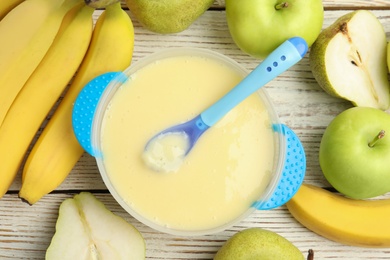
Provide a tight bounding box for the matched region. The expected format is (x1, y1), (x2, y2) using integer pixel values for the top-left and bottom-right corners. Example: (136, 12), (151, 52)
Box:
(72, 47), (306, 236)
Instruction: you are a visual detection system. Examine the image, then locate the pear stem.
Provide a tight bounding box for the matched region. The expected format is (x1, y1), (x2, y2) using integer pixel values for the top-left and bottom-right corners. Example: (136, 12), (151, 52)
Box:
(368, 130), (385, 148)
(307, 249), (314, 260)
(275, 2), (289, 10)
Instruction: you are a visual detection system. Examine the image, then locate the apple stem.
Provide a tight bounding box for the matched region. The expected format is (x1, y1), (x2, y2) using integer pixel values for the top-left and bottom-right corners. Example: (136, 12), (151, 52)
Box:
(368, 130), (385, 148)
(307, 249), (314, 260)
(275, 2), (289, 10)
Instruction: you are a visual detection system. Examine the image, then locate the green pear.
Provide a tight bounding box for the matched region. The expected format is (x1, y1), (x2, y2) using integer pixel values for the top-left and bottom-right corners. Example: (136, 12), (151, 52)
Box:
(214, 228), (304, 260)
(125, 0), (214, 34)
(46, 192), (146, 260)
(310, 10), (390, 110)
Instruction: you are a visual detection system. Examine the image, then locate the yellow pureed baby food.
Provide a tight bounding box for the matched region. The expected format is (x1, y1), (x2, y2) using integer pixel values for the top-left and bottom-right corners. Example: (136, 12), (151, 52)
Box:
(99, 50), (276, 234)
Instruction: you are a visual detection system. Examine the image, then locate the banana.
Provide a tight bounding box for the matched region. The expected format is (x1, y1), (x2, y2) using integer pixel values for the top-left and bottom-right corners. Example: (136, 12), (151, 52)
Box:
(19, 2), (134, 205)
(0, 0), (24, 20)
(286, 184), (390, 248)
(0, 0), (83, 126)
(0, 4), (94, 199)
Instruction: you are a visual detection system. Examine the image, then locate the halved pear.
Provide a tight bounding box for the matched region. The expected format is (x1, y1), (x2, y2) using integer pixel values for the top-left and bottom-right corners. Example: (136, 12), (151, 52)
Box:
(46, 192), (146, 260)
(310, 10), (390, 110)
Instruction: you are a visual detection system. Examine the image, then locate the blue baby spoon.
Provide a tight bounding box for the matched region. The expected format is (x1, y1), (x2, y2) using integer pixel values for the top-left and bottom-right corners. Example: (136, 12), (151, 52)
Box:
(143, 37), (308, 172)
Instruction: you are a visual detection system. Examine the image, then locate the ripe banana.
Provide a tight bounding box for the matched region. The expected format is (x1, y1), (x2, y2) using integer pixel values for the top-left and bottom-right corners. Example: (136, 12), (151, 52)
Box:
(0, 0), (24, 20)
(20, 2), (134, 205)
(286, 184), (390, 247)
(0, 4), (95, 199)
(0, 0), (82, 126)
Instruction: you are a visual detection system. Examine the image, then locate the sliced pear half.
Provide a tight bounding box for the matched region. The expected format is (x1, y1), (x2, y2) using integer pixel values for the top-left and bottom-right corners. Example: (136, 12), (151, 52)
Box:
(46, 192), (146, 260)
(310, 10), (390, 110)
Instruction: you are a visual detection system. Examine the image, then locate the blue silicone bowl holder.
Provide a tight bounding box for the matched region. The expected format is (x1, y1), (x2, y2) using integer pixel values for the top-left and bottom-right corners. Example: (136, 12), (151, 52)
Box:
(72, 72), (306, 211)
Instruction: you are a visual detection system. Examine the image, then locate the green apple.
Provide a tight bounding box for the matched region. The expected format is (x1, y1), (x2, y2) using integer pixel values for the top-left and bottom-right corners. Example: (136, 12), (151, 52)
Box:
(225, 0), (323, 59)
(319, 107), (390, 199)
(46, 192), (146, 259)
(125, 0), (214, 34)
(214, 228), (304, 260)
(310, 10), (390, 110)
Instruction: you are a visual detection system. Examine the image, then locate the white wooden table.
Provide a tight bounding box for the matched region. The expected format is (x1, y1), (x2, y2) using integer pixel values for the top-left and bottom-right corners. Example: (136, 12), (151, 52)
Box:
(1, 1), (390, 259)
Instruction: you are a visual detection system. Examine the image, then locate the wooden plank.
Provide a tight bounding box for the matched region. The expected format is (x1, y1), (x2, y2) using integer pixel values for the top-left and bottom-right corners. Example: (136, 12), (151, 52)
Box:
(1, 193), (390, 259)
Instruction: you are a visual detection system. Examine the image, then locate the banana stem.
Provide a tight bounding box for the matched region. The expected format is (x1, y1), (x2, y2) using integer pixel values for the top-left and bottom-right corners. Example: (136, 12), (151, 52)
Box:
(368, 130), (385, 147)
(275, 2), (289, 10)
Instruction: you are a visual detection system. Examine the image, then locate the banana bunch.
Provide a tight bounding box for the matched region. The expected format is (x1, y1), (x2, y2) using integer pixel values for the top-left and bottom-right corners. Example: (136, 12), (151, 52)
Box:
(0, 1), (94, 198)
(0, 0), (87, 197)
(286, 184), (390, 247)
(19, 1), (135, 205)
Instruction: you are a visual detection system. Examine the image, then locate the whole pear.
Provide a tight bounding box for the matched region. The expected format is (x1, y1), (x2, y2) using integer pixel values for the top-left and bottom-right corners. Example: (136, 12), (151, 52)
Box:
(214, 228), (304, 260)
(125, 0), (214, 34)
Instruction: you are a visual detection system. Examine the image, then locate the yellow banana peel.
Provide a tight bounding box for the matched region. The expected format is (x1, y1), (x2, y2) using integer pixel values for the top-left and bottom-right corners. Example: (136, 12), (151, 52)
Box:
(0, 3), (94, 199)
(286, 184), (390, 248)
(20, 2), (134, 204)
(0, 0), (24, 20)
(0, 0), (83, 126)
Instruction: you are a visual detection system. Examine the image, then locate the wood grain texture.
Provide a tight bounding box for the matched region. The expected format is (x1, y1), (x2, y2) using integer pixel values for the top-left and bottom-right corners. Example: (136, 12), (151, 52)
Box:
(1, 193), (390, 259)
(1, 3), (390, 260)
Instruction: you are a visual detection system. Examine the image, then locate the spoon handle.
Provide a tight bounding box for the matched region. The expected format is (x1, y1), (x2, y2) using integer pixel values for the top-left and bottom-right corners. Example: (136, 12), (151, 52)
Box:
(200, 37), (308, 127)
